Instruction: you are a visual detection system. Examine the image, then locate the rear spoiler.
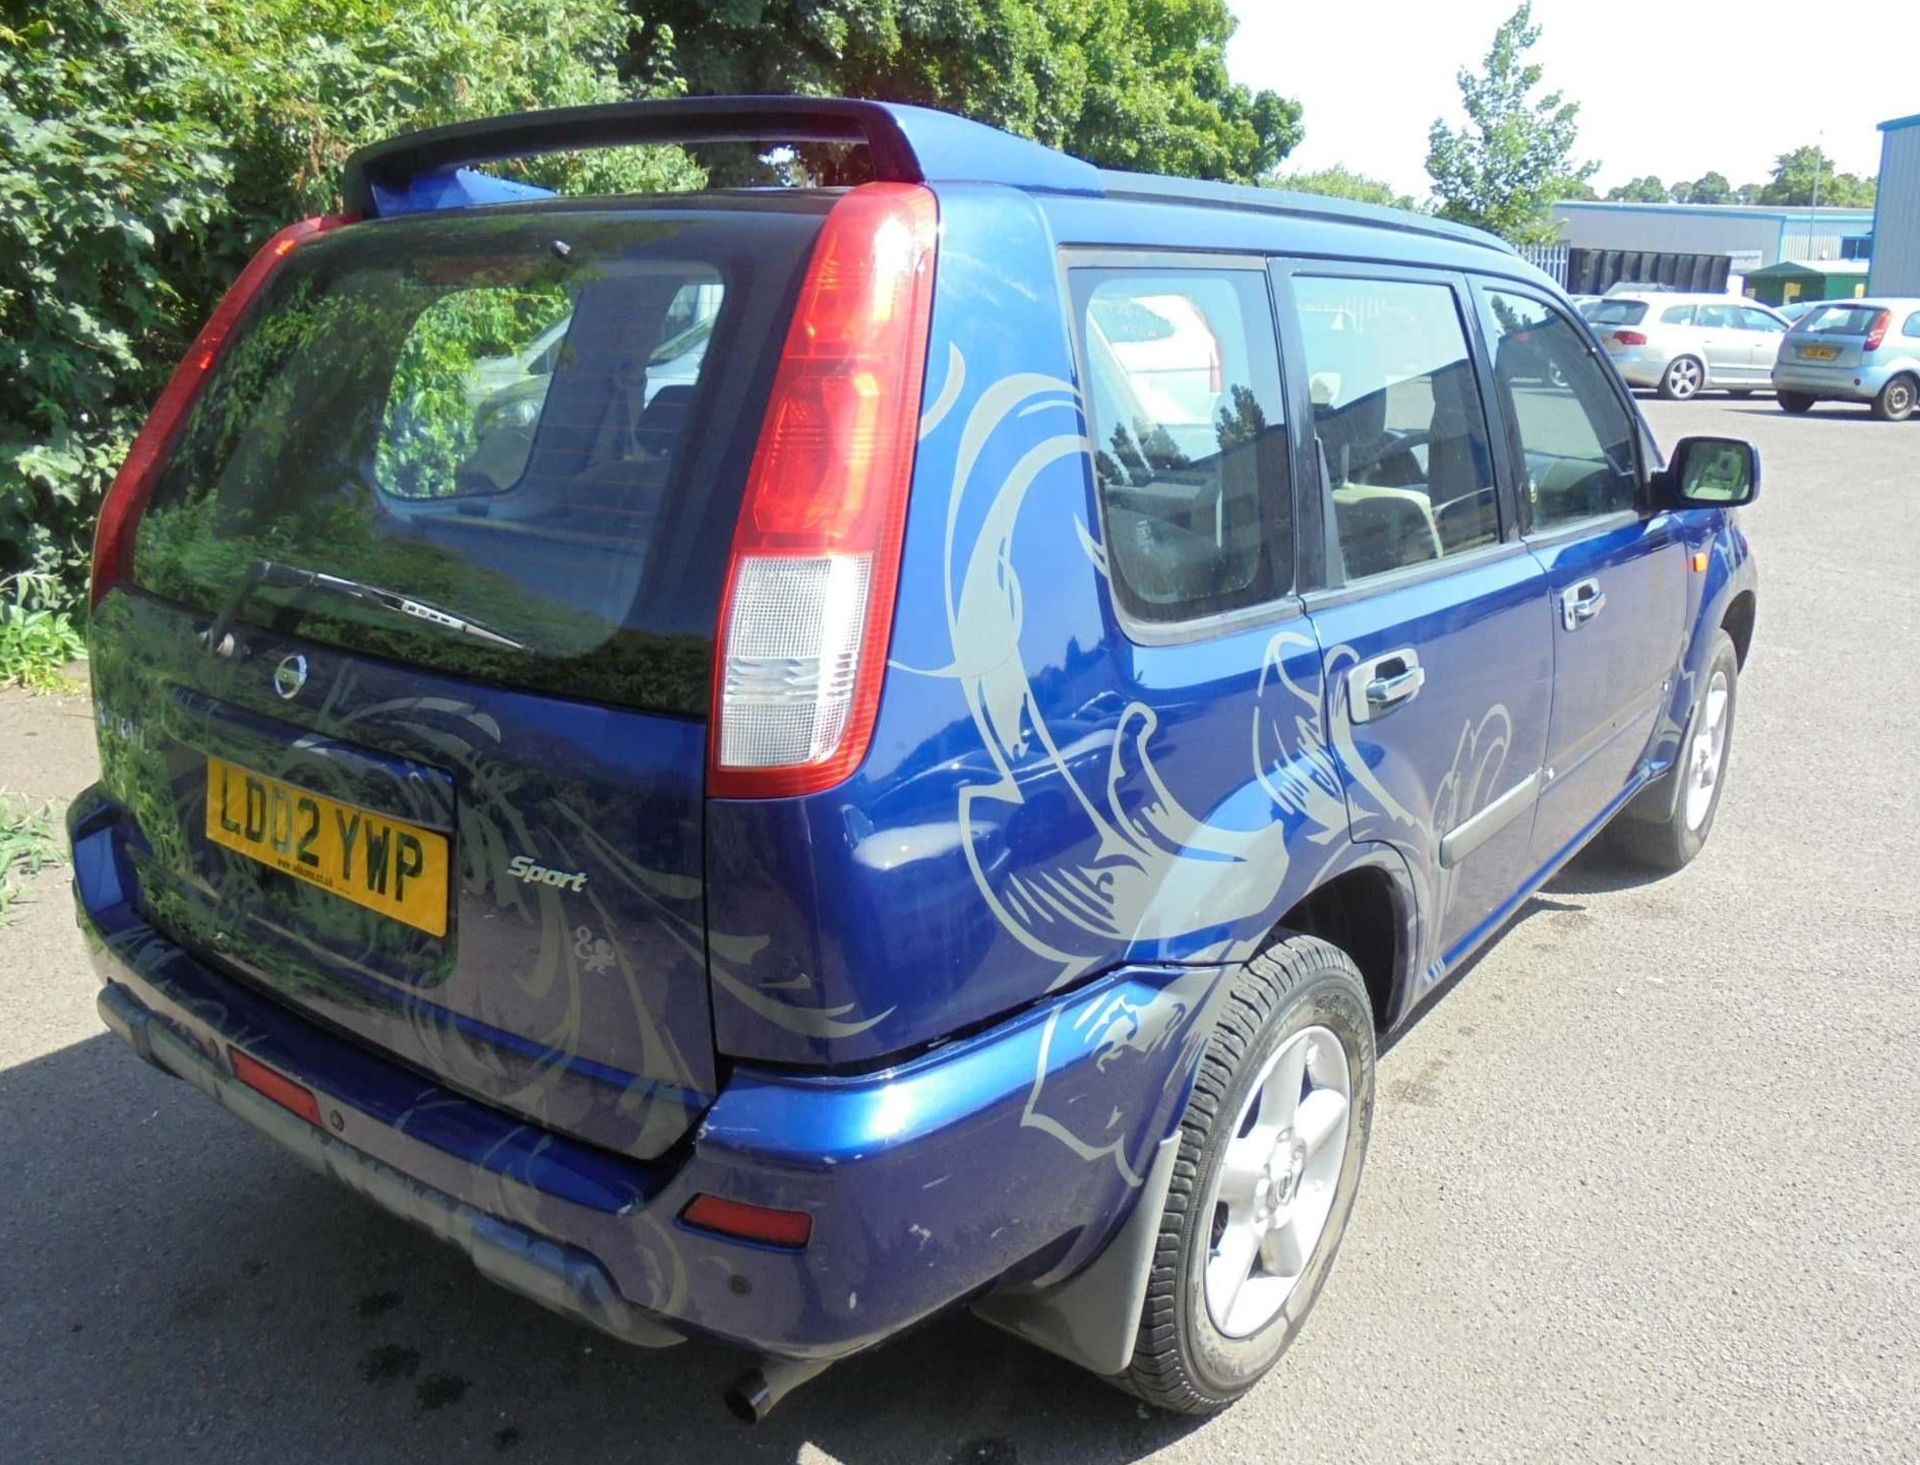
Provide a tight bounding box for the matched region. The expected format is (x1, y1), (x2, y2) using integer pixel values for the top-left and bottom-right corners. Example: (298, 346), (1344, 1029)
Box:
(342, 96), (1106, 217)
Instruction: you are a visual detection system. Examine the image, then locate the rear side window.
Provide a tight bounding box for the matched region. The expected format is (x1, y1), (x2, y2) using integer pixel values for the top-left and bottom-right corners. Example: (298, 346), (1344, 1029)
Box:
(1292, 275), (1500, 582)
(1660, 304), (1696, 325)
(1074, 268), (1293, 626)
(1694, 303), (1736, 329)
(1905, 313), (1920, 339)
(1797, 304), (1880, 336)
(132, 204), (826, 714)
(1587, 300), (1649, 327)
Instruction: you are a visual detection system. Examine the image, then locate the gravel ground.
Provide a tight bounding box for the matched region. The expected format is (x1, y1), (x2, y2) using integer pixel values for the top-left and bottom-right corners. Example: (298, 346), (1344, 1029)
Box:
(1, 396), (1914, 1465)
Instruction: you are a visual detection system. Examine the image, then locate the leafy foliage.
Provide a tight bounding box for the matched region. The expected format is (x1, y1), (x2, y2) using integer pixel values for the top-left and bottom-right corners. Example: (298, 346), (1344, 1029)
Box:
(1758, 146), (1875, 208)
(1268, 165), (1418, 211)
(1605, 174), (1668, 203)
(631, 0), (1301, 182)
(0, 791), (62, 923)
(1669, 171), (1734, 205)
(0, 570), (86, 689)
(1425, 3), (1595, 243)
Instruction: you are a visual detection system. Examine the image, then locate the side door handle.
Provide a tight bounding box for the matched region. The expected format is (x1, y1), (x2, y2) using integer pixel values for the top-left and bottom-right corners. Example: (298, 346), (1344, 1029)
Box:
(1560, 578), (1606, 630)
(1346, 649), (1426, 723)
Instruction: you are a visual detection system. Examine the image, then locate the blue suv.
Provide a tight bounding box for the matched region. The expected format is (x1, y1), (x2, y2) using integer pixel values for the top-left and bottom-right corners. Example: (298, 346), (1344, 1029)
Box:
(70, 99), (1759, 1418)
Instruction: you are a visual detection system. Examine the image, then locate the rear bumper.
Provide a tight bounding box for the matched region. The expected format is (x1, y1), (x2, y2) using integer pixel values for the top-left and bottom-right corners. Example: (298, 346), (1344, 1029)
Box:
(1603, 344), (1670, 388)
(1771, 362), (1879, 400)
(70, 788), (1214, 1364)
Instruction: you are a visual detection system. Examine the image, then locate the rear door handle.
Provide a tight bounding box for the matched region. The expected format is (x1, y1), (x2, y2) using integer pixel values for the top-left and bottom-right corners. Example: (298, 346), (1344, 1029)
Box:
(1561, 578), (1605, 630)
(1346, 649), (1426, 723)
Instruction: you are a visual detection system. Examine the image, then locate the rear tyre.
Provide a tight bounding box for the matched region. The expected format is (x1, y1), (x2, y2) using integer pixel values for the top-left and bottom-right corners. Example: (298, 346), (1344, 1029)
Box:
(1121, 935), (1374, 1415)
(1610, 630), (1739, 873)
(1777, 391), (1815, 415)
(1658, 356), (1705, 400)
(1871, 374), (1917, 422)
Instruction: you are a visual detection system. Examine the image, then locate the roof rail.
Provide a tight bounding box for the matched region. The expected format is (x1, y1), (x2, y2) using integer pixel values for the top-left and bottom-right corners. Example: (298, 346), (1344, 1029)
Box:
(1098, 171), (1515, 254)
(343, 97), (1105, 216)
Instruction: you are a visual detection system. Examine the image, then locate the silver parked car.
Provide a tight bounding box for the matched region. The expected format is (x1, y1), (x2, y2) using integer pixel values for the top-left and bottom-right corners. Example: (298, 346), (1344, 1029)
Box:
(1772, 298), (1920, 421)
(1590, 293), (1791, 399)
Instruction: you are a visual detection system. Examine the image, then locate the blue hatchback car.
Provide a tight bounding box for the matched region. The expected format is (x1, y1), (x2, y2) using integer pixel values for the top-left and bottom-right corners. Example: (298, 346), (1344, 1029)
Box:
(72, 98), (1760, 1418)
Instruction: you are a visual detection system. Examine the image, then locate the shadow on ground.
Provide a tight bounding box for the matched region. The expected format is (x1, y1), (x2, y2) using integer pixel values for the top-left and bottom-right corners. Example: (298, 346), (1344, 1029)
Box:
(0, 1021), (1203, 1465)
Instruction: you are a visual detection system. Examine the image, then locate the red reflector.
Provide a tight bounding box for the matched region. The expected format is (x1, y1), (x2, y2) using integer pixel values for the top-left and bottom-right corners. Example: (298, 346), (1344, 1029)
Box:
(228, 1047), (323, 1127)
(90, 213), (354, 608)
(681, 1194), (813, 1248)
(1613, 330), (1649, 347)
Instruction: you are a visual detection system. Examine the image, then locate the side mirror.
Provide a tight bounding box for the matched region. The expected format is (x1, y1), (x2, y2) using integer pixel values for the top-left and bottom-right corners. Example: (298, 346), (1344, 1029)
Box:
(1664, 435), (1760, 508)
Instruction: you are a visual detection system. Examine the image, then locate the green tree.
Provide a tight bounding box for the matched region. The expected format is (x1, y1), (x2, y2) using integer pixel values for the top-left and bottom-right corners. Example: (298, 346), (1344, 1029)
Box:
(1758, 145), (1876, 208)
(1670, 170), (1733, 205)
(1425, 2), (1595, 243)
(627, 0), (1302, 183)
(1606, 174), (1668, 203)
(1, 0), (692, 608)
(1267, 164), (1418, 211)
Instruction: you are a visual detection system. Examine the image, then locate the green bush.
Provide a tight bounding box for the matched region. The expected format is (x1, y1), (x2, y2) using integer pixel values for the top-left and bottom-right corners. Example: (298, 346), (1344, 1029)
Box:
(0, 570), (86, 689)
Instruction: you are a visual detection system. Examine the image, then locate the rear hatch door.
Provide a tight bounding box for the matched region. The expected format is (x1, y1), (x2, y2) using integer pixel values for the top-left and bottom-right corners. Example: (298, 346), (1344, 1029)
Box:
(1787, 302), (1882, 369)
(102, 199), (827, 1158)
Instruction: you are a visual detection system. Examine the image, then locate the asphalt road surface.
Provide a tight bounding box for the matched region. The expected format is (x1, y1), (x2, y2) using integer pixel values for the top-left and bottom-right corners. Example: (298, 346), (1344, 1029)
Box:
(2, 396), (1915, 1464)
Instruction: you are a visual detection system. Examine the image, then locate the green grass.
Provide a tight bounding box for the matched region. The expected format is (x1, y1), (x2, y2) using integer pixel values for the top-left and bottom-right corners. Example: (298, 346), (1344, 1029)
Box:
(0, 793), (62, 924)
(0, 572), (86, 692)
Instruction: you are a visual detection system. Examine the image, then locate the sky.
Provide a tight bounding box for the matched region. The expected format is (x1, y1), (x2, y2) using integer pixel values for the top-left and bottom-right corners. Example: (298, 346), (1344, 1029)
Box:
(1225, 0), (1918, 200)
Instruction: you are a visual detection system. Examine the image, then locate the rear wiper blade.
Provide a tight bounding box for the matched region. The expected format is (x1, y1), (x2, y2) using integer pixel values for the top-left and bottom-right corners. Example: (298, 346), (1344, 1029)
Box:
(202, 558), (525, 655)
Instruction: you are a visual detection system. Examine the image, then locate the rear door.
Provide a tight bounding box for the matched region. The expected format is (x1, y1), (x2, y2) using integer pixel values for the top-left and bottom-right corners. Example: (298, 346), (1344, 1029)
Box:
(1473, 283), (1686, 868)
(1690, 301), (1743, 383)
(1738, 305), (1789, 378)
(1285, 266), (1552, 978)
(106, 200), (829, 1159)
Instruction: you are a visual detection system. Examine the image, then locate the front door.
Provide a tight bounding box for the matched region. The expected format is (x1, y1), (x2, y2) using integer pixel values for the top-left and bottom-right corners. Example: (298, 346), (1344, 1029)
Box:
(1738, 304), (1789, 379)
(1475, 284), (1687, 867)
(1284, 268), (1552, 979)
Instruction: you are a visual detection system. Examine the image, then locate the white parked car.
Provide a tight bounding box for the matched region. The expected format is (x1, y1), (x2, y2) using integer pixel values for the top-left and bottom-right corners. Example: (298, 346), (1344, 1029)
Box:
(1589, 294), (1791, 399)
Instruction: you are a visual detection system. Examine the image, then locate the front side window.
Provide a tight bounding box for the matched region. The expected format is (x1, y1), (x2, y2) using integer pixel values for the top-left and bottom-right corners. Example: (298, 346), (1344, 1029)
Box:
(1694, 303), (1736, 329)
(1739, 306), (1786, 334)
(1292, 275), (1499, 582)
(1075, 268), (1292, 625)
(1482, 290), (1639, 531)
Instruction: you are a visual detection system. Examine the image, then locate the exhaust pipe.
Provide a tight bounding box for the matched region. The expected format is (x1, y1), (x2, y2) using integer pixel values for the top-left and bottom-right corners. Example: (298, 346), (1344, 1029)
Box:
(723, 1354), (834, 1423)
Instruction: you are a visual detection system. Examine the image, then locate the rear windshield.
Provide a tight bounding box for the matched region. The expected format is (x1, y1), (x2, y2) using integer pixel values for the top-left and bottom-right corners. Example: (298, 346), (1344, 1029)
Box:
(133, 201), (828, 715)
(1586, 300), (1648, 326)
(1796, 304), (1880, 336)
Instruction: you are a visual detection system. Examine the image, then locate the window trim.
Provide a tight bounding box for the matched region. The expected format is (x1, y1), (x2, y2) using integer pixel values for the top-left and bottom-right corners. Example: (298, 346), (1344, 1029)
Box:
(1467, 277), (1651, 539)
(1059, 247), (1303, 645)
(1272, 258), (1516, 595)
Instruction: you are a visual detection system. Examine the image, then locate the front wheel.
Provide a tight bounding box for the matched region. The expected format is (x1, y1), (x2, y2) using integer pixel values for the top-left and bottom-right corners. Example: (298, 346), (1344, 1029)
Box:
(1658, 356), (1705, 400)
(1610, 630), (1739, 872)
(1777, 391), (1815, 415)
(1122, 935), (1374, 1415)
(1872, 374), (1917, 422)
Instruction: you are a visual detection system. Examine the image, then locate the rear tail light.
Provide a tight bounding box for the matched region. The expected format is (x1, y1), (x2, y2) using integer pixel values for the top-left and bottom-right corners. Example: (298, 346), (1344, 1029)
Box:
(709, 182), (939, 798)
(1612, 330), (1649, 347)
(681, 1194), (814, 1248)
(228, 1047), (324, 1127)
(90, 215), (352, 608)
(1863, 309), (1891, 352)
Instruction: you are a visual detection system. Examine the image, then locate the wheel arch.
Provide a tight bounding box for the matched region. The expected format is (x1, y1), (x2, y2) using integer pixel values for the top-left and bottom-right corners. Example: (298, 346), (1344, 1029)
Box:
(1721, 588), (1756, 669)
(1266, 853), (1419, 1034)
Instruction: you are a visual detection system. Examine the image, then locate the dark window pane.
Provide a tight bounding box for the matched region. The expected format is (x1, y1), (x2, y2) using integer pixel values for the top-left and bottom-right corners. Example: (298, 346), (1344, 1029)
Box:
(1075, 269), (1292, 624)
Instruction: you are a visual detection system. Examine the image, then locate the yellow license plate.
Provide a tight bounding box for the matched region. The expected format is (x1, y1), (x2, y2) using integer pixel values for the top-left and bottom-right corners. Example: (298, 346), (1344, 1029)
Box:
(205, 756), (450, 936)
(1801, 345), (1838, 360)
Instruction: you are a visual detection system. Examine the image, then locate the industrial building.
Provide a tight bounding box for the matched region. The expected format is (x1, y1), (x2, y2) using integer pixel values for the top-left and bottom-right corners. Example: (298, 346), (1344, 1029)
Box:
(1550, 201), (1876, 274)
(1869, 113), (1920, 296)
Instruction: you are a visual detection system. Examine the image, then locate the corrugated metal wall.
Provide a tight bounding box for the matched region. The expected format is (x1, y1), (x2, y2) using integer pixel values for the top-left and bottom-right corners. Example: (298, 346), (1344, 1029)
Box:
(1870, 125), (1920, 296)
